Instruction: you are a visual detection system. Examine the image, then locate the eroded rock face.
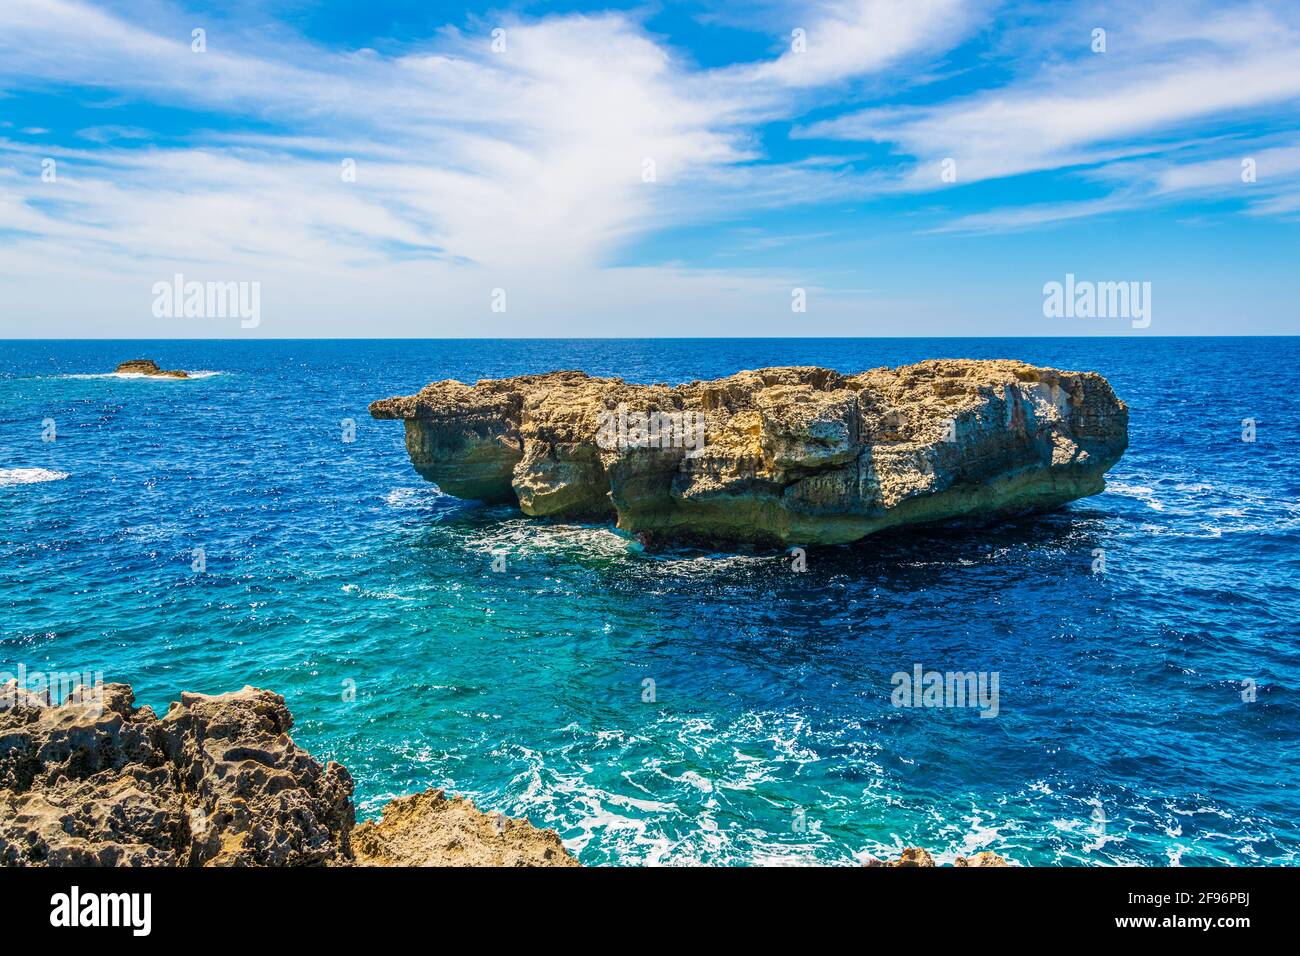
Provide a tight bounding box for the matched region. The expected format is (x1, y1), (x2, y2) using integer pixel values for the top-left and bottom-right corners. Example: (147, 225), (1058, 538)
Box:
(0, 682), (576, 868)
(370, 361), (1128, 546)
(114, 359), (189, 378)
(353, 789), (578, 867)
(0, 682), (353, 866)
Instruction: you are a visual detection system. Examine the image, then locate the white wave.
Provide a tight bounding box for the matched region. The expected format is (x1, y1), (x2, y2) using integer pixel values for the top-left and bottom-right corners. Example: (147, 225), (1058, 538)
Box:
(649, 551), (772, 573)
(459, 519), (630, 557)
(384, 486), (447, 508)
(340, 583), (415, 601)
(0, 467), (69, 487)
(1105, 482), (1165, 511)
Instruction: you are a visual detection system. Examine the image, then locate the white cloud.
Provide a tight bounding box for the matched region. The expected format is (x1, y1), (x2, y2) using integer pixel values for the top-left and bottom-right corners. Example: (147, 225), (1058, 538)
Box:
(804, 9), (1300, 179)
(721, 0), (975, 89)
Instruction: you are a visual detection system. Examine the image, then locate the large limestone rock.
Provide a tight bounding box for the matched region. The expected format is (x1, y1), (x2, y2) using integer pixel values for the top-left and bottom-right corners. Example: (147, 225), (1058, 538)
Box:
(0, 682), (576, 867)
(370, 360), (1128, 546)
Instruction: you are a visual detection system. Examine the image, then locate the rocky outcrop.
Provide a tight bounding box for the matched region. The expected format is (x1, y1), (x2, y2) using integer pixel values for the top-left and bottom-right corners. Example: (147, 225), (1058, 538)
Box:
(0, 682), (576, 868)
(353, 789), (577, 867)
(114, 359), (189, 378)
(0, 682), (349, 866)
(865, 848), (1010, 867)
(370, 361), (1128, 546)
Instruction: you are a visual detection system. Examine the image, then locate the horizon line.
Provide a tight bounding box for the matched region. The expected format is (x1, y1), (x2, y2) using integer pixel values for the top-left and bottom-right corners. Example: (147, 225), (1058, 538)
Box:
(2, 334), (1297, 342)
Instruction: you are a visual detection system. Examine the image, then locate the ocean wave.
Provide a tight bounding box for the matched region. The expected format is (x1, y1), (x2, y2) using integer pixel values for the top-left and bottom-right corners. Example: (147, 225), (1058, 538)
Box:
(1105, 482), (1165, 511)
(458, 519), (630, 557)
(0, 468), (69, 487)
(341, 583), (415, 601)
(383, 486), (448, 508)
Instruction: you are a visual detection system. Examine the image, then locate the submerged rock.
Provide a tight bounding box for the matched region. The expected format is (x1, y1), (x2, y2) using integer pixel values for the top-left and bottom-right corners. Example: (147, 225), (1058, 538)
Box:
(370, 361), (1128, 546)
(0, 682), (576, 868)
(864, 848), (1010, 867)
(114, 359), (189, 378)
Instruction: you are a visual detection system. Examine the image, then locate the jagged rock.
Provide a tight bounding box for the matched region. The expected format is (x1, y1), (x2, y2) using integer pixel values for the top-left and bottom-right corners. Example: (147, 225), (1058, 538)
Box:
(0, 682), (353, 866)
(370, 361), (1127, 546)
(955, 851), (1009, 867)
(114, 359), (189, 378)
(353, 789), (578, 867)
(0, 683), (576, 868)
(865, 847), (936, 867)
(865, 847), (1009, 867)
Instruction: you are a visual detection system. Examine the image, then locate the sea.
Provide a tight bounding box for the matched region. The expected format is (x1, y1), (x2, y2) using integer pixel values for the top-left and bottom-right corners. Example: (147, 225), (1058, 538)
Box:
(1, 338), (1297, 866)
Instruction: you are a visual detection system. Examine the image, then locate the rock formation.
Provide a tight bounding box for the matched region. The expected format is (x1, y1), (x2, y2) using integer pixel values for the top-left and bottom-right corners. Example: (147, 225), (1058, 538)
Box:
(370, 361), (1128, 546)
(114, 359), (189, 378)
(0, 681), (576, 867)
(353, 789), (576, 867)
(865, 848), (1009, 867)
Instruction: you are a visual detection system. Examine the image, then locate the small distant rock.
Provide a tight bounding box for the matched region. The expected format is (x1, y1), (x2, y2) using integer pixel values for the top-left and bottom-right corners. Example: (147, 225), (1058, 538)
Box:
(114, 359), (189, 379)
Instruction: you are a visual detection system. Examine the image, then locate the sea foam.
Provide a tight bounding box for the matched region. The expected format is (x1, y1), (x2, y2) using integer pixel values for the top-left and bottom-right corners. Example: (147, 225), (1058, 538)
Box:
(60, 370), (223, 380)
(0, 468), (69, 487)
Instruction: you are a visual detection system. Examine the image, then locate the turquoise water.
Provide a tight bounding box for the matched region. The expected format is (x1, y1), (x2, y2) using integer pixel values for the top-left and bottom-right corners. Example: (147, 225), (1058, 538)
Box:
(2, 338), (1297, 866)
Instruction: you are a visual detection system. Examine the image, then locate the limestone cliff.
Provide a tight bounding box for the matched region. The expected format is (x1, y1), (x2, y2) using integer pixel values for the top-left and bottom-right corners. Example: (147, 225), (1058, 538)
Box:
(370, 361), (1128, 546)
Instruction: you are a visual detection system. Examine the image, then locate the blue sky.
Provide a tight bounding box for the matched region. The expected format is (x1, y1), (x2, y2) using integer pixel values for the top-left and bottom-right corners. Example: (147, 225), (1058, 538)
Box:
(1, 0), (1298, 336)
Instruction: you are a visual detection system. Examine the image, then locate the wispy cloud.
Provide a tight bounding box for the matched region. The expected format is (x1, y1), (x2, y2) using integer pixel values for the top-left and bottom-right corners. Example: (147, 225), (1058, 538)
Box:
(798, 0), (1300, 225)
(76, 125), (154, 144)
(719, 0), (977, 89)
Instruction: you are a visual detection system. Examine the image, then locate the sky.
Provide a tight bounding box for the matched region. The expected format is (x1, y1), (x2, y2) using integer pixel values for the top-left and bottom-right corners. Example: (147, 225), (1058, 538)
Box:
(0, 0), (1298, 337)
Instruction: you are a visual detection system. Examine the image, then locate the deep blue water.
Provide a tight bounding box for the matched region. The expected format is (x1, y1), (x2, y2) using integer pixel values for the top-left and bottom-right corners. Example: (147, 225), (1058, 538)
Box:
(1, 338), (1297, 866)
